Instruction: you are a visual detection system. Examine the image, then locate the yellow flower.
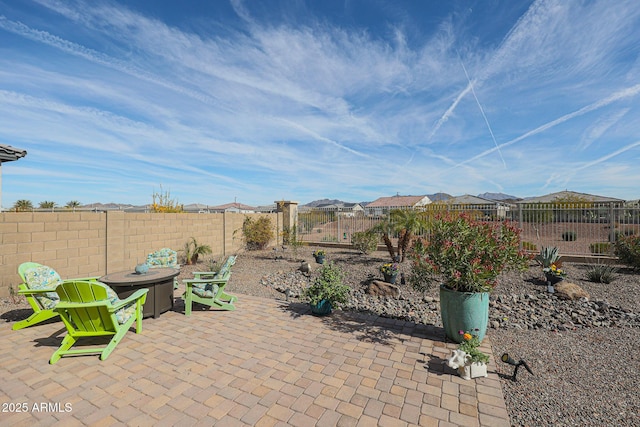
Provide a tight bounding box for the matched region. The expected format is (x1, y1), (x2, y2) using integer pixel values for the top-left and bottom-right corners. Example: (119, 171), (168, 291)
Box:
(551, 264), (557, 271)
(463, 333), (472, 341)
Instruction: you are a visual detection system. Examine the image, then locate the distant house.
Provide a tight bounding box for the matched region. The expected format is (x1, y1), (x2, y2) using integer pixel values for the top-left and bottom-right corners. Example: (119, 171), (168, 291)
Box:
(0, 144), (27, 211)
(365, 195), (431, 216)
(206, 202), (256, 213)
(183, 203), (215, 213)
(516, 190), (625, 205)
(254, 204), (278, 213)
(314, 202), (364, 217)
(516, 190), (626, 223)
(446, 194), (513, 219)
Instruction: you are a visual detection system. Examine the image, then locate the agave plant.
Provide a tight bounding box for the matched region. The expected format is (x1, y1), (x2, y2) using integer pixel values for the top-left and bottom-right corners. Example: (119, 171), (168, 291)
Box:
(534, 246), (560, 268)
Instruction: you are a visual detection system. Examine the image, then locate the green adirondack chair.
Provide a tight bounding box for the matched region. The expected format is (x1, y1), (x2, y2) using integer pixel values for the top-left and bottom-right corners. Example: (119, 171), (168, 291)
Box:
(13, 262), (99, 331)
(50, 280), (148, 364)
(183, 255), (238, 315)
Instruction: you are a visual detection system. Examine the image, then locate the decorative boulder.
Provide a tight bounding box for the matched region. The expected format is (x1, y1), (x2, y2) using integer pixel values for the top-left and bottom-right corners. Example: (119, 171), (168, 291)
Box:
(555, 282), (590, 300)
(366, 280), (400, 298)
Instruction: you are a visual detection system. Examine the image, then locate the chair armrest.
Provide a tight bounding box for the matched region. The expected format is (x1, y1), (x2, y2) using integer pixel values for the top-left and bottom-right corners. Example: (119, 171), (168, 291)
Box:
(18, 287), (57, 295)
(184, 275), (230, 285)
(66, 276), (101, 282)
(192, 271), (217, 279)
(110, 288), (149, 310)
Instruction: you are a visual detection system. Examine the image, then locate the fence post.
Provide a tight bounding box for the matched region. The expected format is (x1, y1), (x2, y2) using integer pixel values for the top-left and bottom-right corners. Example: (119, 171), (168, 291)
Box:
(275, 200), (298, 242)
(609, 204), (616, 244)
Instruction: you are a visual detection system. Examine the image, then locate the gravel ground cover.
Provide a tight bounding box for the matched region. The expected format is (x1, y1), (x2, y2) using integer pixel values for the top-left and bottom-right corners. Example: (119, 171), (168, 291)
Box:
(3, 246), (639, 426)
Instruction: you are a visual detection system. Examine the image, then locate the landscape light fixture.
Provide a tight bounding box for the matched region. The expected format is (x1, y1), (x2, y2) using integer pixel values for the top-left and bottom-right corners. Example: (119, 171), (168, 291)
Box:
(501, 353), (533, 382)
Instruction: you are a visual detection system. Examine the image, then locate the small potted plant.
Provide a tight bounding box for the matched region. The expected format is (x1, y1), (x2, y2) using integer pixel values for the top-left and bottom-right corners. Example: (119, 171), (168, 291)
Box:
(543, 263), (567, 285)
(302, 262), (349, 316)
(445, 329), (490, 380)
(409, 212), (530, 343)
(379, 262), (399, 284)
(312, 249), (326, 264)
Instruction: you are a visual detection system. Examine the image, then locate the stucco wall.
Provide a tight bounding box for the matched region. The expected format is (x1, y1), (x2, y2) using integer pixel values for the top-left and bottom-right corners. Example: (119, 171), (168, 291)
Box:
(0, 211), (281, 297)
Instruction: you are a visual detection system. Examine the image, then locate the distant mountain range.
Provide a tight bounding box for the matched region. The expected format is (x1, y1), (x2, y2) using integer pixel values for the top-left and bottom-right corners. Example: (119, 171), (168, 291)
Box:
(477, 192), (520, 201)
(303, 192), (520, 207)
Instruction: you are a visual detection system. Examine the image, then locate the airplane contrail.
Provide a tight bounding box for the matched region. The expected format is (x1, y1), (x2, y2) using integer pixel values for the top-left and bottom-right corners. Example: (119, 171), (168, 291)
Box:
(459, 56), (506, 168)
(449, 82), (640, 170)
(429, 83), (473, 140)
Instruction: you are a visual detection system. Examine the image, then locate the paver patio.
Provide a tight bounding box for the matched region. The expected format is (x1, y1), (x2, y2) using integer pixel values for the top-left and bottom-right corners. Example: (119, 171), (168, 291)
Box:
(0, 293), (510, 426)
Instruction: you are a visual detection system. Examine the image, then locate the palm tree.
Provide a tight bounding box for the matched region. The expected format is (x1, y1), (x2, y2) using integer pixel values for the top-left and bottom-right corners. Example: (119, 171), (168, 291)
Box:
(39, 201), (56, 209)
(65, 200), (81, 209)
(370, 209), (428, 262)
(13, 200), (33, 212)
(391, 209), (427, 262)
(182, 237), (212, 265)
(370, 217), (397, 261)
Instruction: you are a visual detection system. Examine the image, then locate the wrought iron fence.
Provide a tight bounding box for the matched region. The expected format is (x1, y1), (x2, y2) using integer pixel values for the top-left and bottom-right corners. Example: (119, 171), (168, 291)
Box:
(297, 202), (640, 258)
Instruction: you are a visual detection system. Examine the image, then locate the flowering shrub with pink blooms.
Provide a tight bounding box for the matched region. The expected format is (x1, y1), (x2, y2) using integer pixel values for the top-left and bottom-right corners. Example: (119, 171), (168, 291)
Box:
(409, 211), (530, 293)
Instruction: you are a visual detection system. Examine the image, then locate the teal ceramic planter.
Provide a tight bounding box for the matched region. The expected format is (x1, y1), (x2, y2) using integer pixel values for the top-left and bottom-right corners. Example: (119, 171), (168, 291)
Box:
(439, 285), (489, 343)
(310, 299), (332, 316)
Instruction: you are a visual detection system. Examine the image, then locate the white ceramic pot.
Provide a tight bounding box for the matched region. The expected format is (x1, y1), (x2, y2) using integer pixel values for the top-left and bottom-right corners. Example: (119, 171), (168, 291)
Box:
(457, 362), (488, 380)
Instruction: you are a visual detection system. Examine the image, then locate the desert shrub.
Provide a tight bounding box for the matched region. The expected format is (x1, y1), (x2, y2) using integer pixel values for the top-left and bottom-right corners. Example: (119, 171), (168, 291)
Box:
(589, 242), (611, 255)
(561, 231), (577, 241)
(614, 234), (640, 270)
(241, 216), (274, 250)
(203, 255), (225, 273)
(610, 229), (635, 242)
(351, 230), (379, 254)
(586, 264), (618, 284)
(151, 186), (183, 213)
(522, 241), (537, 251)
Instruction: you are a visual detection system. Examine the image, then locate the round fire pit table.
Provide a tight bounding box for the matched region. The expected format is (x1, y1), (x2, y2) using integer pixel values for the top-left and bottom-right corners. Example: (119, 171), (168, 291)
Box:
(100, 267), (179, 318)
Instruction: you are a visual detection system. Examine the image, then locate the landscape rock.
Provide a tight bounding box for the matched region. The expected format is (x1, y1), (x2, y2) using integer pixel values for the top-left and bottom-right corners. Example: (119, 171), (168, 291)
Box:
(366, 280), (400, 297)
(555, 282), (590, 300)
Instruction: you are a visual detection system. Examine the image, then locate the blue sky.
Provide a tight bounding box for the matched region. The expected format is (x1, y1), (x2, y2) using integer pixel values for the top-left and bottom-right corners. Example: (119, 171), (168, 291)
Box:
(1, 0), (639, 208)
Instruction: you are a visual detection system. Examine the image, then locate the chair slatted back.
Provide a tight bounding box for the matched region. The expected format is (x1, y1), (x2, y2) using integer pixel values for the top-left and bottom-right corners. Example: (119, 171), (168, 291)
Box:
(55, 281), (116, 333)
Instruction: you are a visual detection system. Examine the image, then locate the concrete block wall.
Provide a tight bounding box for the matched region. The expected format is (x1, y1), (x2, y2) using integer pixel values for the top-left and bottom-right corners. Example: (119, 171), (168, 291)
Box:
(0, 211), (282, 298)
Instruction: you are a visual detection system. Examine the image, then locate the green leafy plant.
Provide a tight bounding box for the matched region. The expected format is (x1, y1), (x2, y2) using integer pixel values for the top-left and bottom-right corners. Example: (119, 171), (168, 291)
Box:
(351, 230), (379, 254)
(534, 246), (560, 268)
(589, 242), (611, 255)
(457, 329), (489, 363)
(562, 231), (577, 241)
(521, 241), (537, 252)
(614, 234), (640, 270)
(409, 212), (529, 293)
(181, 237), (212, 265)
(282, 225), (304, 259)
(379, 262), (399, 275)
(586, 264), (618, 284)
(302, 262), (350, 306)
(239, 216), (275, 250)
